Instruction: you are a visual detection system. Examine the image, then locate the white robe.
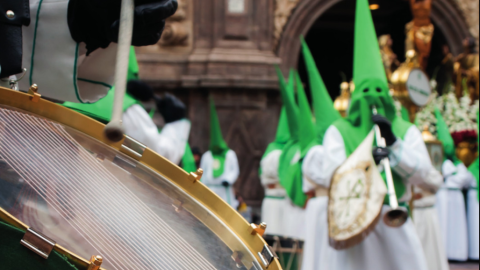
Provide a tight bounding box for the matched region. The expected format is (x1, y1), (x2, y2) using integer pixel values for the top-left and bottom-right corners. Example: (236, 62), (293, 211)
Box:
(123, 105), (191, 165)
(319, 125), (431, 270)
(20, 0), (117, 103)
(200, 150), (240, 209)
(260, 150), (287, 236)
(467, 183), (479, 260)
(436, 160), (473, 261)
(412, 169), (449, 270)
(301, 145), (334, 270)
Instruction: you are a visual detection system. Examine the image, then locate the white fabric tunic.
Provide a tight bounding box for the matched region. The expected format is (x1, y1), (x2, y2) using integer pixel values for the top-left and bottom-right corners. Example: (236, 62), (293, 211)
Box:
(260, 150), (287, 236)
(319, 125), (431, 270)
(20, 0), (117, 103)
(467, 183), (479, 260)
(200, 150), (240, 209)
(436, 160), (473, 261)
(123, 105), (191, 165)
(412, 169), (449, 270)
(301, 145), (335, 270)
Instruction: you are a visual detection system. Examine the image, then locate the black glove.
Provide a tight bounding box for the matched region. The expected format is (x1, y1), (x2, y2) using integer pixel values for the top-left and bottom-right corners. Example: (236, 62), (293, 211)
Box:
(221, 181), (230, 188)
(156, 93), (186, 123)
(127, 80), (154, 102)
(372, 114), (397, 146)
(372, 147), (390, 165)
(68, 0), (178, 55)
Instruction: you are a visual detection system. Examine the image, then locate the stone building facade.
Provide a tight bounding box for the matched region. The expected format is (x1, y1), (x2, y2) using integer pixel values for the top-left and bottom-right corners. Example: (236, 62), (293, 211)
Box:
(137, 0), (477, 206)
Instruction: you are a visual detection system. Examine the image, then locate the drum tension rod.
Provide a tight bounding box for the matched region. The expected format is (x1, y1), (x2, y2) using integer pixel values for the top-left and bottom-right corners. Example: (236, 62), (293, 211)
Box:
(20, 227), (56, 259)
(28, 84), (41, 103)
(257, 244), (278, 268)
(87, 255), (103, 270)
(189, 168), (204, 183)
(249, 222), (267, 237)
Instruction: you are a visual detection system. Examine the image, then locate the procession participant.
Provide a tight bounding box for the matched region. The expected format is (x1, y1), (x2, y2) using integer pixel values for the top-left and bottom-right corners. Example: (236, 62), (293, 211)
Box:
(300, 39), (342, 270)
(275, 67), (306, 241)
(259, 70), (294, 237)
(412, 118), (448, 270)
(3, 0), (177, 102)
(200, 99), (240, 209)
(64, 48), (190, 165)
(435, 108), (474, 262)
(467, 112), (479, 260)
(320, 0), (438, 268)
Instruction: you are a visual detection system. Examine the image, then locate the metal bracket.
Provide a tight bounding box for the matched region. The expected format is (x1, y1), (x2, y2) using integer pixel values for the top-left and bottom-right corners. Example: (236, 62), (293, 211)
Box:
(250, 222), (267, 237)
(20, 228), (56, 259)
(87, 255), (103, 270)
(257, 244), (277, 268)
(121, 136), (146, 159)
(188, 168), (204, 183)
(28, 84), (41, 102)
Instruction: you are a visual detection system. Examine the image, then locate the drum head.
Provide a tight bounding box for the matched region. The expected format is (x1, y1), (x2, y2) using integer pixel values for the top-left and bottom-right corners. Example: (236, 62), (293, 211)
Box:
(0, 104), (263, 270)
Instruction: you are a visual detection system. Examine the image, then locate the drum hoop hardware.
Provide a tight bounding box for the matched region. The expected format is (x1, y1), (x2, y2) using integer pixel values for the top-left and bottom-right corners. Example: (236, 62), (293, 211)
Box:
(188, 168), (204, 183)
(28, 84), (41, 103)
(120, 136), (146, 160)
(257, 244), (277, 268)
(20, 228), (56, 259)
(87, 255), (103, 270)
(250, 222), (267, 237)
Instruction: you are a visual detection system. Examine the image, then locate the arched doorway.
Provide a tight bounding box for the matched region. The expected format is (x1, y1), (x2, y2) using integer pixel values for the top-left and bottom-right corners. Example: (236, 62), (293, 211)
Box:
(278, 0), (472, 98)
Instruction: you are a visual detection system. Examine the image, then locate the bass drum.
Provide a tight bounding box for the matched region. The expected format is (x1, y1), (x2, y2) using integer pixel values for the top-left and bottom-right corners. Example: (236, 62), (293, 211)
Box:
(0, 87), (281, 270)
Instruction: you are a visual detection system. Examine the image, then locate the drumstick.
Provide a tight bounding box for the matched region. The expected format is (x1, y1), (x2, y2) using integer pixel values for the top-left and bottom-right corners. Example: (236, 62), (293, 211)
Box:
(104, 0), (135, 142)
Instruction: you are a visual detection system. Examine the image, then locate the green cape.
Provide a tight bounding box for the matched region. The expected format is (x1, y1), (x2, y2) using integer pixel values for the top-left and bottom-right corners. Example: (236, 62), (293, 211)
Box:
(434, 107), (457, 162)
(209, 98), (230, 178)
(276, 67), (307, 207)
(63, 47), (141, 123)
(301, 38), (341, 144)
(333, 0), (412, 202)
(182, 143), (197, 173)
(468, 111), (479, 200)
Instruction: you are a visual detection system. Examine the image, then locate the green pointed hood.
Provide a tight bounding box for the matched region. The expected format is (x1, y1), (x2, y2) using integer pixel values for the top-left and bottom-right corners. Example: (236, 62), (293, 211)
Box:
(209, 98), (230, 178)
(333, 0), (411, 154)
(128, 47), (140, 81)
(262, 70), (295, 158)
(276, 67), (307, 207)
(434, 107), (456, 161)
(182, 143), (197, 173)
(301, 38), (341, 143)
(296, 71), (317, 157)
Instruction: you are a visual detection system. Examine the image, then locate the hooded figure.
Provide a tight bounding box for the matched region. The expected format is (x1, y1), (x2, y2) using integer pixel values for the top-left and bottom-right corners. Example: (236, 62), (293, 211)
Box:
(200, 99), (240, 209)
(259, 70), (294, 237)
(467, 112), (479, 260)
(320, 0), (438, 269)
(412, 108), (449, 270)
(435, 107), (474, 262)
(64, 47), (191, 165)
(182, 143), (197, 174)
(300, 39), (341, 270)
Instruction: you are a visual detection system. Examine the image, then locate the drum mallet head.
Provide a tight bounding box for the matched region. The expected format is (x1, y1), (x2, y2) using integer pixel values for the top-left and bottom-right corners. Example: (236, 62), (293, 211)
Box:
(104, 121), (125, 143)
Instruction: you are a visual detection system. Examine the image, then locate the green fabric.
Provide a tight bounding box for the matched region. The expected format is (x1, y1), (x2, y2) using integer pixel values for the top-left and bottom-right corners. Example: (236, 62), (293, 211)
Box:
(301, 38), (341, 144)
(401, 106), (411, 123)
(262, 71), (295, 159)
(469, 111), (479, 201)
(209, 98), (230, 178)
(0, 221), (79, 270)
(63, 46), (141, 123)
(333, 0), (412, 202)
(149, 107), (156, 119)
(63, 89), (139, 123)
(182, 143), (197, 173)
(296, 71), (317, 158)
(276, 67), (307, 207)
(434, 107), (456, 161)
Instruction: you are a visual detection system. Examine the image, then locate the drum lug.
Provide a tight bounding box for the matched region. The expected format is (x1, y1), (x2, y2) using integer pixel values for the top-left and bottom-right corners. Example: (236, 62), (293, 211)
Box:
(20, 228), (56, 259)
(188, 168), (204, 183)
(87, 255), (103, 270)
(257, 244), (277, 268)
(249, 222), (267, 237)
(28, 84), (41, 103)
